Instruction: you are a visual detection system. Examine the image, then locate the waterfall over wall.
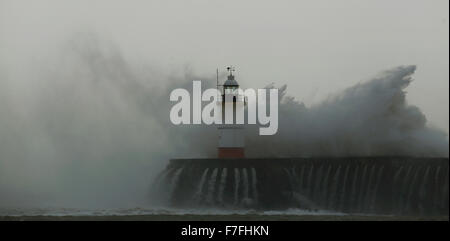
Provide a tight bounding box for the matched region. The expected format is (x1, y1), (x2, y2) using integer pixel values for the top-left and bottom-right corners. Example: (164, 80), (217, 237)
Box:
(152, 157), (449, 215)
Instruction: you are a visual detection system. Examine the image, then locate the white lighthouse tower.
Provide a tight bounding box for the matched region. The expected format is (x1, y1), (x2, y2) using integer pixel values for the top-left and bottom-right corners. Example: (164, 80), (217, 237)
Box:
(217, 66), (245, 158)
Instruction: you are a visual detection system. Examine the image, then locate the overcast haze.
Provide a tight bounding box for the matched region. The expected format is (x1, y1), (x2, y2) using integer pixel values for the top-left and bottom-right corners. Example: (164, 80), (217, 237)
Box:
(1, 0), (448, 131)
(0, 0), (448, 208)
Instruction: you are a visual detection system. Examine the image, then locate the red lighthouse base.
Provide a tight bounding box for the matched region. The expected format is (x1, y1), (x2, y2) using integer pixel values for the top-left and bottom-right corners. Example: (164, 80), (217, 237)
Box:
(218, 148), (245, 158)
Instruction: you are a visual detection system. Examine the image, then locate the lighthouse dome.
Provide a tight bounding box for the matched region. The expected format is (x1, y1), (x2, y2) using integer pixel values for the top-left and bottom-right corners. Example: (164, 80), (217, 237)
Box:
(223, 74), (239, 87)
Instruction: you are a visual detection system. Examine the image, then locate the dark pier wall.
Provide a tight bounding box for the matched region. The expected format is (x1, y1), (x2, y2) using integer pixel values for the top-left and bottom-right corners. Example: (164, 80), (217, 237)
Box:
(152, 157), (449, 215)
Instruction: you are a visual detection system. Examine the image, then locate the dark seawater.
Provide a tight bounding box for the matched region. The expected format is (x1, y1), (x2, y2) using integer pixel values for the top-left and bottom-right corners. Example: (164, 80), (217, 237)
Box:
(0, 208), (447, 221)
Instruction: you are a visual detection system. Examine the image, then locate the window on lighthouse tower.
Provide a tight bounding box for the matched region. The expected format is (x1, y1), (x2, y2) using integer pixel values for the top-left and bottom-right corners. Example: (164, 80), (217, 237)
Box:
(224, 87), (240, 104)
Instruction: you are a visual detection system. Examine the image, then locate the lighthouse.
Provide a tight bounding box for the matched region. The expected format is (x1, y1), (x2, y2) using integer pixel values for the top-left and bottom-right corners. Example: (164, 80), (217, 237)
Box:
(217, 66), (245, 158)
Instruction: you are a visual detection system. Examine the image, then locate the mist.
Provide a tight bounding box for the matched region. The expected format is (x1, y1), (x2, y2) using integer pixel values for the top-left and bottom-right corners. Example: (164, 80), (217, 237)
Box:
(0, 34), (447, 209)
(0, 0), (448, 209)
(246, 66), (449, 157)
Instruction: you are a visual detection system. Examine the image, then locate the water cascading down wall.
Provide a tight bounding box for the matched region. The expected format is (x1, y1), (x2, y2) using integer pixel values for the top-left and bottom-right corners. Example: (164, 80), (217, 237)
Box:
(153, 157), (449, 215)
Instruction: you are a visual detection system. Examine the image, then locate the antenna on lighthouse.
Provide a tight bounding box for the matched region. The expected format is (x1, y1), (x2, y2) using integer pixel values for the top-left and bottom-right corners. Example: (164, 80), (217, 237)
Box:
(216, 68), (220, 100)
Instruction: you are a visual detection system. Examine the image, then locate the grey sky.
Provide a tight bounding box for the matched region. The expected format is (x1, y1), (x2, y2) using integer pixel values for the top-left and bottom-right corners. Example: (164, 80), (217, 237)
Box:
(1, 0), (448, 132)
